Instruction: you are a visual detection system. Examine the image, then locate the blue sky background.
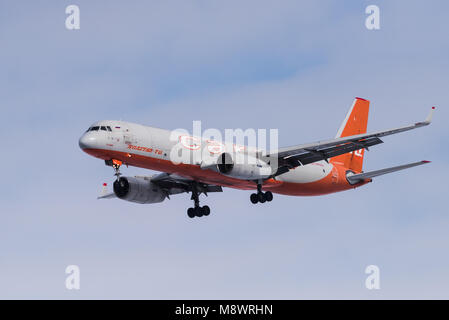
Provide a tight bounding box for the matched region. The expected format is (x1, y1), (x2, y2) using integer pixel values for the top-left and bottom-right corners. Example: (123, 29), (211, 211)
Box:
(0, 1), (448, 299)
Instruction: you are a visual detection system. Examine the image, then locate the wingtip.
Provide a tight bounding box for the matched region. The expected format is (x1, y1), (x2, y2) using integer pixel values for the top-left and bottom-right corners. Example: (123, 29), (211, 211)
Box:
(425, 106), (436, 123)
(422, 160), (431, 164)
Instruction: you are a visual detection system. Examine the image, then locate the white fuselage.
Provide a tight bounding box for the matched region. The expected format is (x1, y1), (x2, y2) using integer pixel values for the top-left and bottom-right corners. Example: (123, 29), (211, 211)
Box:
(79, 120), (354, 196)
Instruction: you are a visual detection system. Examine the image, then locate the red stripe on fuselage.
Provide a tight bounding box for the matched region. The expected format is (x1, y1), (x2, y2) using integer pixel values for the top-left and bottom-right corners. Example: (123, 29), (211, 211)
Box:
(82, 148), (367, 196)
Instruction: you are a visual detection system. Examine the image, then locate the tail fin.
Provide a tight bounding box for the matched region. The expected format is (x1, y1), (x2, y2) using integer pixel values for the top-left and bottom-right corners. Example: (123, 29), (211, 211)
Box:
(331, 97), (370, 172)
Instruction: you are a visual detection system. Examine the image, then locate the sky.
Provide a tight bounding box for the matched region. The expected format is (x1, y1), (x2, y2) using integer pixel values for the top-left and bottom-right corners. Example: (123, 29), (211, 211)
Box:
(0, 1), (448, 299)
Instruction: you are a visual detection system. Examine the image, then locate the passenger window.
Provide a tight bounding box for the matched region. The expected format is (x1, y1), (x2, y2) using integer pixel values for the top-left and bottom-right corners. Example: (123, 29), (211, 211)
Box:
(100, 126), (107, 131)
(91, 126), (99, 131)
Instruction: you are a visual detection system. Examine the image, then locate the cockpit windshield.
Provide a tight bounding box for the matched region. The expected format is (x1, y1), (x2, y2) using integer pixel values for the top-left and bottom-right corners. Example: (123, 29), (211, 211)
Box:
(85, 126), (112, 132)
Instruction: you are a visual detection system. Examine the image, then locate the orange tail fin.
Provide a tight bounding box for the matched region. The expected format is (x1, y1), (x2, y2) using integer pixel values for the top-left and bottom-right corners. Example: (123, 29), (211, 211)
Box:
(331, 97), (370, 173)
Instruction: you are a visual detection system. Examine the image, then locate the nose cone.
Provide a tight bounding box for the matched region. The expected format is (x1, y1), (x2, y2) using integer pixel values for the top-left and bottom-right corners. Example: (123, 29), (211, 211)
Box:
(79, 134), (97, 150)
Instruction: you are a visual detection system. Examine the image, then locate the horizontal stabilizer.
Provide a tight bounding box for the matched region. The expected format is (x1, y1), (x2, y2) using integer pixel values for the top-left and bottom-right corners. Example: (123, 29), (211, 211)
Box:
(347, 160), (430, 184)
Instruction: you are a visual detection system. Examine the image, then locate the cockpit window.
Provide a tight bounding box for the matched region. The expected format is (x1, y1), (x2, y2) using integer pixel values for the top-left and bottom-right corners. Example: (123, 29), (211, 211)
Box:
(86, 125), (112, 132)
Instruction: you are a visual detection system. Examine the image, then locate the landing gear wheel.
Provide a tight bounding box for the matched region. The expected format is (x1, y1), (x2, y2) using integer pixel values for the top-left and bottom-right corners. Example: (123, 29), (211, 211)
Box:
(187, 182), (212, 218)
(187, 208), (195, 218)
(250, 193), (259, 204)
(195, 206), (204, 217)
(251, 182), (273, 204)
(265, 191), (273, 202)
(202, 205), (211, 216)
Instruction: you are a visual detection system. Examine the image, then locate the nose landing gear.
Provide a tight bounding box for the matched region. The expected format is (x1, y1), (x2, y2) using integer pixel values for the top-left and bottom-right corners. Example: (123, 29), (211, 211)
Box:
(112, 159), (123, 178)
(250, 183), (273, 204)
(105, 159), (123, 178)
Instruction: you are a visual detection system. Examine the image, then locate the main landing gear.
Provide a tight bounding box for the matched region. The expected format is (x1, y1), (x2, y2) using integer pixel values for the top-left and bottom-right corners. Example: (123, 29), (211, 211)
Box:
(250, 183), (273, 204)
(187, 183), (211, 219)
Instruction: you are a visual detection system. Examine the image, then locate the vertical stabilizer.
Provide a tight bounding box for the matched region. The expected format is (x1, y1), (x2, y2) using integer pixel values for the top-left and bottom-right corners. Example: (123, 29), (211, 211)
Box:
(331, 97), (370, 172)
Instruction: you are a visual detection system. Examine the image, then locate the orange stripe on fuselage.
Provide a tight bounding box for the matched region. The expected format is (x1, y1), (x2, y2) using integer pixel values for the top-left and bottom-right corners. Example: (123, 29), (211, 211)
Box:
(82, 148), (369, 196)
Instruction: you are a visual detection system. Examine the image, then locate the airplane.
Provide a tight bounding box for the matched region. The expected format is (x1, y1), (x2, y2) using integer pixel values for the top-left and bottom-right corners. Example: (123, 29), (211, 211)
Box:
(79, 97), (435, 218)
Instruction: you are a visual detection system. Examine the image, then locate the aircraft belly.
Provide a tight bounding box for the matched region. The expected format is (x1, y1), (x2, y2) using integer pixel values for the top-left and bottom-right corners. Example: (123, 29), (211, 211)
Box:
(277, 162), (332, 184)
(271, 164), (357, 196)
(83, 146), (357, 196)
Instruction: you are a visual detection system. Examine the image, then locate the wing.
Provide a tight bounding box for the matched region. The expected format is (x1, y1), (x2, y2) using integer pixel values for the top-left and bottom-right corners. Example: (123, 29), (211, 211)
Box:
(98, 192), (116, 199)
(346, 160), (430, 184)
(265, 107), (435, 176)
(98, 173), (223, 200)
(149, 172), (223, 196)
(97, 183), (116, 199)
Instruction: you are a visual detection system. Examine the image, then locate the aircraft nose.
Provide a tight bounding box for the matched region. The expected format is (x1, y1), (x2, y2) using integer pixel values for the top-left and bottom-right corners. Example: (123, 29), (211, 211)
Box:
(79, 134), (97, 150)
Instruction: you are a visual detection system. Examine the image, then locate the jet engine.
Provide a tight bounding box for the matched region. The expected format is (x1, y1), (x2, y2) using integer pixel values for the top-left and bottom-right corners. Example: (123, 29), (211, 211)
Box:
(216, 152), (272, 180)
(113, 176), (166, 204)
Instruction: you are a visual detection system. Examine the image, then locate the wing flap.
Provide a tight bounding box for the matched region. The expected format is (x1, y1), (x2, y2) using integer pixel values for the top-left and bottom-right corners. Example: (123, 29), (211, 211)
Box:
(146, 173), (223, 194)
(282, 136), (383, 168)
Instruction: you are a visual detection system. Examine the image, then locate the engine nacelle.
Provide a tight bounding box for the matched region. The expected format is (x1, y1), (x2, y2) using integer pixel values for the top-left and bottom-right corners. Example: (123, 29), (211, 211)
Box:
(217, 152), (272, 180)
(113, 176), (166, 204)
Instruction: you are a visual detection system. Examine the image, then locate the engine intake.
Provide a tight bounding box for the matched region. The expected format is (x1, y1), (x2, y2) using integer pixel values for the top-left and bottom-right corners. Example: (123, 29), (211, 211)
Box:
(217, 152), (234, 174)
(216, 152), (272, 180)
(113, 176), (166, 204)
